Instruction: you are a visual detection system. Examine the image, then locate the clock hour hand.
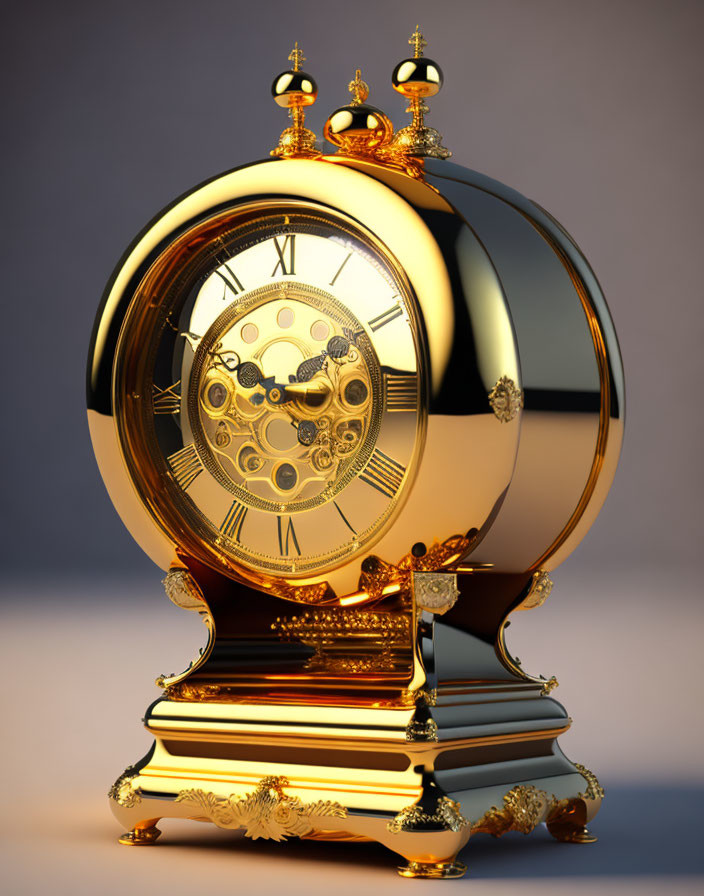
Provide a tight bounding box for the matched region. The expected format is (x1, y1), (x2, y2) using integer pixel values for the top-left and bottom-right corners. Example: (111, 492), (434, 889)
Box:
(251, 374), (331, 408)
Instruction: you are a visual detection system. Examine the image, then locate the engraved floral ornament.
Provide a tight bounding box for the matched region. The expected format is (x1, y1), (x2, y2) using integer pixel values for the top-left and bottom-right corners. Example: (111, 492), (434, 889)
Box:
(108, 766), (142, 809)
(388, 796), (469, 834)
(488, 375), (524, 423)
(176, 776), (347, 840)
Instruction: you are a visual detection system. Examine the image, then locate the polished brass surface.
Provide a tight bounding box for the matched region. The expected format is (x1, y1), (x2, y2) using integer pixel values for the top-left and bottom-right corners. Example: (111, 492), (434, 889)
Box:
(422, 160), (625, 574)
(89, 33), (623, 878)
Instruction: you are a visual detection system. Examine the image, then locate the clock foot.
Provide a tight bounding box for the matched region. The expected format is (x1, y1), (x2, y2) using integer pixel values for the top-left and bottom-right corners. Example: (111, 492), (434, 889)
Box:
(118, 824), (162, 846)
(397, 859), (467, 879)
(546, 822), (597, 844)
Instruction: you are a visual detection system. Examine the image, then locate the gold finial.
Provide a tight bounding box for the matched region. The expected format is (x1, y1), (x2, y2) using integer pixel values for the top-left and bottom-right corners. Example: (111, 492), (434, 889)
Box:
(288, 41), (305, 72)
(270, 44), (319, 158)
(348, 69), (369, 106)
(409, 25), (427, 58)
(390, 29), (451, 159)
(324, 70), (393, 157)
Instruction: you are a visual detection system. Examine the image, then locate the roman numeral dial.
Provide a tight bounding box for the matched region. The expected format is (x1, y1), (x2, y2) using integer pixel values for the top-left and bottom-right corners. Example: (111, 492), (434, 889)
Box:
(359, 449), (406, 499)
(152, 216), (424, 579)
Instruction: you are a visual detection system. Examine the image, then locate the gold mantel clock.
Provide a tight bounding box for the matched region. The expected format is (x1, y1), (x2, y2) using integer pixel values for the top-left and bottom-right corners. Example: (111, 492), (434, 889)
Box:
(88, 31), (624, 879)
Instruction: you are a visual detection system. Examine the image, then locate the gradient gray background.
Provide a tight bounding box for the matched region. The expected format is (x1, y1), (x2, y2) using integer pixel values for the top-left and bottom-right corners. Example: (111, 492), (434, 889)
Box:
(2, 0), (702, 579)
(2, 3), (703, 893)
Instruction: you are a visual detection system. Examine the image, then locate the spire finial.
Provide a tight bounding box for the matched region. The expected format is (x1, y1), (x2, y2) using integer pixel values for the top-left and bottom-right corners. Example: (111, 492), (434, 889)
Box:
(409, 25), (427, 58)
(288, 42), (305, 72)
(348, 69), (369, 106)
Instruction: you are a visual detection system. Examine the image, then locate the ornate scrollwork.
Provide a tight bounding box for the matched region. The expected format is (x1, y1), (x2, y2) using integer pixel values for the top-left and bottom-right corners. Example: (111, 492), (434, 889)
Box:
(358, 534), (470, 601)
(175, 776), (347, 841)
(108, 765), (142, 808)
(401, 687), (438, 707)
(405, 717), (439, 742)
(162, 569), (205, 610)
(574, 763), (605, 802)
(540, 676), (559, 695)
(270, 580), (331, 605)
(388, 796), (469, 834)
(273, 608), (411, 674)
(545, 764), (604, 842)
(519, 570), (554, 610)
(473, 785), (549, 837)
(412, 571), (459, 614)
(164, 681), (224, 702)
(488, 375), (523, 423)
(156, 567), (215, 689)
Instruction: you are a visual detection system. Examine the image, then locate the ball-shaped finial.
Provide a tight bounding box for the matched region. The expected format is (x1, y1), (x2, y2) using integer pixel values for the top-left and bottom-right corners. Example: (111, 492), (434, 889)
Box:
(272, 70), (318, 108)
(324, 68), (393, 156)
(392, 57), (444, 99)
(271, 43), (318, 108)
(392, 26), (443, 99)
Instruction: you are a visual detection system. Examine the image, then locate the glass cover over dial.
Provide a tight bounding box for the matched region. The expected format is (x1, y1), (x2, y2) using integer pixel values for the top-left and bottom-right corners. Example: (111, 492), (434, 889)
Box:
(121, 207), (425, 579)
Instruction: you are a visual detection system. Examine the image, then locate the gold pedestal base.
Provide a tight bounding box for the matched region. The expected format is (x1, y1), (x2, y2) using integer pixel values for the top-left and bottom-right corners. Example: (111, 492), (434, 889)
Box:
(108, 694), (603, 878)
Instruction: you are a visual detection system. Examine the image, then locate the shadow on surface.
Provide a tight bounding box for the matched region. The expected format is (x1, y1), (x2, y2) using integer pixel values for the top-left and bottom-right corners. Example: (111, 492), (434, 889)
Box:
(149, 785), (704, 879)
(463, 784), (703, 878)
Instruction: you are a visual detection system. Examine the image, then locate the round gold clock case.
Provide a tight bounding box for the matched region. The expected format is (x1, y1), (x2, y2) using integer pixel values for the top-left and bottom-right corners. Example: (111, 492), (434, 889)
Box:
(421, 159), (625, 574)
(88, 157), (521, 599)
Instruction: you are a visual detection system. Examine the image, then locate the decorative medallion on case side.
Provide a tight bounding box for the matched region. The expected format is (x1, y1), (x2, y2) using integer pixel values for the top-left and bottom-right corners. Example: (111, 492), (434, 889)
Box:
(488, 375), (524, 423)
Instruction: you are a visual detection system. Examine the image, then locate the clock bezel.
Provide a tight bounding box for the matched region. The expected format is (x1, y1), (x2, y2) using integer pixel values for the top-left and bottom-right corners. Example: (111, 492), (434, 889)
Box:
(112, 200), (428, 585)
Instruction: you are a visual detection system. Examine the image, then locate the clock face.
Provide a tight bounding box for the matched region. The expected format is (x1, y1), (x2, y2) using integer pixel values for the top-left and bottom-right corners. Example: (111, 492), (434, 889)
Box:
(118, 205), (426, 580)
